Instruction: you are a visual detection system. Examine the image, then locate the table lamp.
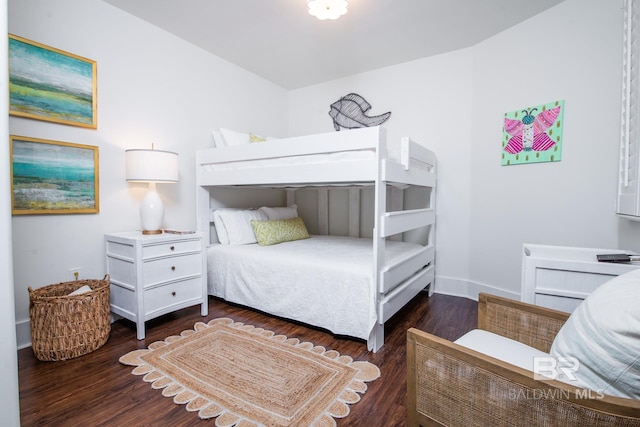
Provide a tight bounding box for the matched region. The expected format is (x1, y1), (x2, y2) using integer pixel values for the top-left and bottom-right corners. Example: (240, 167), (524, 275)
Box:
(125, 146), (179, 235)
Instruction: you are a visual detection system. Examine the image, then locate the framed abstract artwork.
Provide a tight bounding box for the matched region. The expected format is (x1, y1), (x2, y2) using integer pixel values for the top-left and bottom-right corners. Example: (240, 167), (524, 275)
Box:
(502, 100), (564, 166)
(9, 34), (97, 129)
(10, 135), (99, 215)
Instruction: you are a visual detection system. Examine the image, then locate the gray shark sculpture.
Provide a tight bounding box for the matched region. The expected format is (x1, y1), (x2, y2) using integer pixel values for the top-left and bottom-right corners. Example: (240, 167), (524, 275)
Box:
(329, 93), (391, 131)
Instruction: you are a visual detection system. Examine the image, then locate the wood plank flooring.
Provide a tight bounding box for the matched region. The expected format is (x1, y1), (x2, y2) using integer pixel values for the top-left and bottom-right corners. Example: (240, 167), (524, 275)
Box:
(18, 292), (477, 427)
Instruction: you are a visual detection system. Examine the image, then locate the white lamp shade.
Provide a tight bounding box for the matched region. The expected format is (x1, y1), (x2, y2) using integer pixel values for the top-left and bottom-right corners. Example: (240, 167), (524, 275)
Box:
(125, 149), (179, 183)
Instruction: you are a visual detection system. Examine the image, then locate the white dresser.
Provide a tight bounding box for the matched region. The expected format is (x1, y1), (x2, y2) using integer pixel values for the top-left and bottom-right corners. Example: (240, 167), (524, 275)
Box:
(521, 244), (640, 313)
(105, 231), (208, 339)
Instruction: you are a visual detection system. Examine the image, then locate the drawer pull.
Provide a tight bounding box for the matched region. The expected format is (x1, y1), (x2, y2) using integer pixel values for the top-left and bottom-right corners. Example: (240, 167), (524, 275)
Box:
(171, 266), (176, 271)
(170, 246), (175, 251)
(172, 291), (176, 297)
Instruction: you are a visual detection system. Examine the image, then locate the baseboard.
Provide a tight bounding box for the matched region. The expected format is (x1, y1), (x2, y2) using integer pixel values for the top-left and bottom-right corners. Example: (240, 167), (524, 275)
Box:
(432, 275), (471, 299)
(468, 280), (520, 301)
(16, 319), (31, 350)
(433, 275), (520, 301)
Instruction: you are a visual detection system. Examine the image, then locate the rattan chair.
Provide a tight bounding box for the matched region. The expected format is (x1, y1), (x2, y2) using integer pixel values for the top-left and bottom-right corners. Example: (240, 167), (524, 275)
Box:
(407, 293), (640, 426)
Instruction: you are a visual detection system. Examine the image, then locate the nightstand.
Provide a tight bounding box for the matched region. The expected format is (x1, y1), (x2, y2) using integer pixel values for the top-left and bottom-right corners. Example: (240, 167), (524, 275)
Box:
(105, 231), (208, 339)
(522, 244), (640, 312)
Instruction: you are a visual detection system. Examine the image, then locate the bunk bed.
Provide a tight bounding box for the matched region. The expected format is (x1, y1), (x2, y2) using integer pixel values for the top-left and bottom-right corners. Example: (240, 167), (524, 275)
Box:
(195, 126), (436, 352)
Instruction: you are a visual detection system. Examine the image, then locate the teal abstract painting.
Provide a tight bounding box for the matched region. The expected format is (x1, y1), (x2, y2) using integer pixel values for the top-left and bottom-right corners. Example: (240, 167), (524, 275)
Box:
(11, 136), (99, 215)
(9, 34), (97, 128)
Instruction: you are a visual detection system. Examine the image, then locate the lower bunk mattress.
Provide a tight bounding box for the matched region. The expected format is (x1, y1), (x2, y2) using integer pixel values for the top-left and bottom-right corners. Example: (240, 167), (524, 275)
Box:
(206, 234), (423, 341)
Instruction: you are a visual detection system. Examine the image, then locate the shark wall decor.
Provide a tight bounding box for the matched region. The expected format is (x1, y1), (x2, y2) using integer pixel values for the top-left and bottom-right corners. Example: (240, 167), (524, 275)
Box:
(329, 93), (391, 131)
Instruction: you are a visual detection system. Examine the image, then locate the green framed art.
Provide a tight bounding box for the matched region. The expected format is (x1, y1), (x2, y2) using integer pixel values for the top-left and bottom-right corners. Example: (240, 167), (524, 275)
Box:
(10, 135), (100, 215)
(9, 34), (97, 129)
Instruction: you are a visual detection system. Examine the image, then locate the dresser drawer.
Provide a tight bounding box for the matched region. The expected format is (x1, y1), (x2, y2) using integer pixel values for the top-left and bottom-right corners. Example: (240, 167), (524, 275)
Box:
(144, 277), (203, 317)
(110, 281), (136, 318)
(106, 255), (135, 285)
(143, 253), (202, 287)
(106, 240), (135, 260)
(142, 238), (201, 260)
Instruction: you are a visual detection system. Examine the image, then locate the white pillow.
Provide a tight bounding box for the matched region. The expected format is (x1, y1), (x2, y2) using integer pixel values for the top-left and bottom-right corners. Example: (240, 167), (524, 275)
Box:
(218, 128), (276, 146)
(219, 128), (250, 147)
(258, 204), (298, 220)
(217, 209), (267, 245)
(550, 268), (640, 398)
(212, 210), (230, 244)
(211, 129), (225, 148)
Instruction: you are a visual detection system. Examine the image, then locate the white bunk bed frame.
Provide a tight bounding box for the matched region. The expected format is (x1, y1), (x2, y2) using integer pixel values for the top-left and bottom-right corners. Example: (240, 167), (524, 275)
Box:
(195, 126), (436, 351)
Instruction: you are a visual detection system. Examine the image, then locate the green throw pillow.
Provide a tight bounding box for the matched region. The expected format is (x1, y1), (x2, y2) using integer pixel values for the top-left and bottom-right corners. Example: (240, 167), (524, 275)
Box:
(249, 132), (266, 143)
(250, 217), (310, 246)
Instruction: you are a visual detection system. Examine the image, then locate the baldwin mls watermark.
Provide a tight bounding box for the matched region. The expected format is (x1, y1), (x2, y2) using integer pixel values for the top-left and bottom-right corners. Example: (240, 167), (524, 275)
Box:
(533, 356), (580, 382)
(508, 356), (605, 400)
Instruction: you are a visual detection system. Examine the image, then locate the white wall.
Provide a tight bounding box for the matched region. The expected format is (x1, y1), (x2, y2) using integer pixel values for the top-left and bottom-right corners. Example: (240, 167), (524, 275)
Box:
(468, 0), (623, 295)
(9, 0), (289, 347)
(288, 50), (474, 295)
(289, 0), (627, 299)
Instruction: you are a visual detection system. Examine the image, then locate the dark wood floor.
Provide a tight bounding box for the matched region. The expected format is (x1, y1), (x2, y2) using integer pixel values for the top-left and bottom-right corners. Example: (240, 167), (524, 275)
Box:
(18, 292), (477, 427)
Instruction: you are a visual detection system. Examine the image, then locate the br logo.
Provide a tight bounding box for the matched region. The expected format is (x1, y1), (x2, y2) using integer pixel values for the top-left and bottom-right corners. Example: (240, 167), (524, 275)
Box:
(533, 356), (580, 381)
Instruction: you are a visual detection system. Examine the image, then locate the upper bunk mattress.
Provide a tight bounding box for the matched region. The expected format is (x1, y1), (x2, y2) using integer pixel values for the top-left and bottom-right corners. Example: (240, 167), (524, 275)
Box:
(206, 234), (423, 340)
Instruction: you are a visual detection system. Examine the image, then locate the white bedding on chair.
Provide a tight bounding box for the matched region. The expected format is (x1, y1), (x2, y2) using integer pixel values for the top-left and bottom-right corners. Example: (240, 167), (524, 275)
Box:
(207, 234), (423, 340)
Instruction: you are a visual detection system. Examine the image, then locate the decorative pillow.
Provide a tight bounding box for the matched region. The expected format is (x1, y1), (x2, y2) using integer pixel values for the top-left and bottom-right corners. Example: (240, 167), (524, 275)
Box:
(219, 128), (276, 146)
(258, 204), (298, 221)
(249, 132), (267, 143)
(217, 209), (267, 245)
(250, 217), (310, 246)
(549, 268), (640, 398)
(212, 210), (230, 244)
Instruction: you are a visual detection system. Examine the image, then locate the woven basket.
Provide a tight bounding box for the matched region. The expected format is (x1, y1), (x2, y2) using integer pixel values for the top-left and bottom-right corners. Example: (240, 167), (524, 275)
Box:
(29, 275), (111, 361)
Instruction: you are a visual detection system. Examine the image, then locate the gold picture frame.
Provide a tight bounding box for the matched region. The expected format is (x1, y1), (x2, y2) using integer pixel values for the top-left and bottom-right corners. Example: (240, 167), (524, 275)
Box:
(10, 135), (100, 215)
(9, 34), (97, 129)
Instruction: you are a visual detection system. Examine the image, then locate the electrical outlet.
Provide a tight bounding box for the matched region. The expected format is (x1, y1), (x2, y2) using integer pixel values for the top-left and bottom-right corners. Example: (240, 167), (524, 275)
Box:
(69, 267), (82, 281)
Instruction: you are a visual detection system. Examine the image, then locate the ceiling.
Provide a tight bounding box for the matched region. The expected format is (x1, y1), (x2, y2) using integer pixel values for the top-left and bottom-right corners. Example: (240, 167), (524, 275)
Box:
(103, 0), (566, 90)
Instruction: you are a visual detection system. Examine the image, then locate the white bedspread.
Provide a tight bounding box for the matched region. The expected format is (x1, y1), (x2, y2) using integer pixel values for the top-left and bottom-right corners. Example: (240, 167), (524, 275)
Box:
(207, 235), (422, 341)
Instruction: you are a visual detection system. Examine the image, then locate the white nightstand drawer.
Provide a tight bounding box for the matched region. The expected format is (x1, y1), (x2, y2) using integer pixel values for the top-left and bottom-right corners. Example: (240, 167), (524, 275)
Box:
(110, 282), (136, 317)
(535, 293), (584, 313)
(143, 253), (202, 287)
(106, 240), (135, 260)
(106, 255), (136, 285)
(144, 277), (203, 316)
(142, 238), (201, 260)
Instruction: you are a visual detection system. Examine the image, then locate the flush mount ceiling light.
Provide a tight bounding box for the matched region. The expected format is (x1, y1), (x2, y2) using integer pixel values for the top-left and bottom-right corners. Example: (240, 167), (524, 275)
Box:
(308, 0), (348, 20)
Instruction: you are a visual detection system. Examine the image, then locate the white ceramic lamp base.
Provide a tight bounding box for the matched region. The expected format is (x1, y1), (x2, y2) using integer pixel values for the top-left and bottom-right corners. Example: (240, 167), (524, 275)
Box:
(140, 182), (164, 235)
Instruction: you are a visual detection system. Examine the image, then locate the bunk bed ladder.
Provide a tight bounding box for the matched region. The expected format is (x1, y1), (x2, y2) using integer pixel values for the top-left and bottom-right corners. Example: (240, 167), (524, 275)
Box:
(370, 135), (437, 352)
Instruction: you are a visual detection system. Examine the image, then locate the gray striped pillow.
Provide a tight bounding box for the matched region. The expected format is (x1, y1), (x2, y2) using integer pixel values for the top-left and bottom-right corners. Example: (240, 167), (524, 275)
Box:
(550, 269), (640, 398)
